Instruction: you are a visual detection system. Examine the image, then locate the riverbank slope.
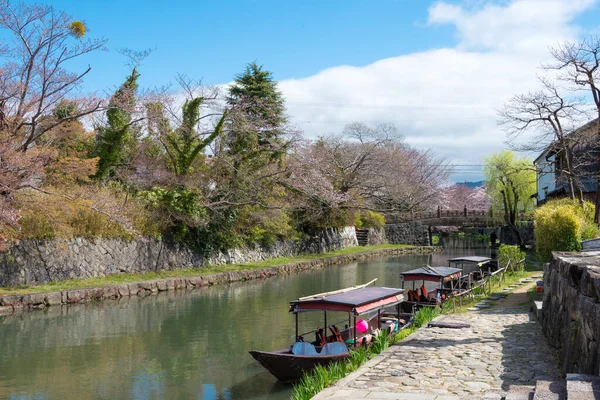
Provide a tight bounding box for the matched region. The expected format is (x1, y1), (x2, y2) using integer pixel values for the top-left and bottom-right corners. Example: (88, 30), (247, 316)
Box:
(0, 244), (440, 315)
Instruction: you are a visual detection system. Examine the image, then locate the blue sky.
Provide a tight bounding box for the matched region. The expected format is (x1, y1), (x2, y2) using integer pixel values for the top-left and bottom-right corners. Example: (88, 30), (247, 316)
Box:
(41, 0), (600, 181)
(52, 0), (455, 89)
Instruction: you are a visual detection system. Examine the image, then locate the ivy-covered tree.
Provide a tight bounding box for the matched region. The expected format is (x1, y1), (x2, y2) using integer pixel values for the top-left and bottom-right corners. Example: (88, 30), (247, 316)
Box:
(147, 98), (226, 176)
(94, 69), (140, 179)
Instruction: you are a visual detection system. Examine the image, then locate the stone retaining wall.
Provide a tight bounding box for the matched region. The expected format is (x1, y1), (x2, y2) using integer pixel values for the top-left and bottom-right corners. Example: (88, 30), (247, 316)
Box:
(541, 251), (600, 376)
(384, 222), (430, 246)
(0, 246), (440, 315)
(366, 227), (387, 246)
(0, 227), (358, 287)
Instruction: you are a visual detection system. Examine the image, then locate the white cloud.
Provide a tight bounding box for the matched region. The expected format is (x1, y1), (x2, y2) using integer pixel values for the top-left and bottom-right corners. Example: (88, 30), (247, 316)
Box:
(277, 0), (599, 181)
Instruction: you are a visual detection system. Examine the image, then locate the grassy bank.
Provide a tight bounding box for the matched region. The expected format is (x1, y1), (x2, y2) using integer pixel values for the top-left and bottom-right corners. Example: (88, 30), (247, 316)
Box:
(0, 244), (416, 296)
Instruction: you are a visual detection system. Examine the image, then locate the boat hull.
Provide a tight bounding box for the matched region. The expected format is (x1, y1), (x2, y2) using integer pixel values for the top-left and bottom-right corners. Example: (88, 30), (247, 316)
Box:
(249, 348), (349, 384)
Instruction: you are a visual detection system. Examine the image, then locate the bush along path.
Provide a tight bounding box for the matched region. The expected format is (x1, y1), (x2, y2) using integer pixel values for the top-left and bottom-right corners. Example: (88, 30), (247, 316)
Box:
(308, 276), (561, 400)
(0, 245), (439, 315)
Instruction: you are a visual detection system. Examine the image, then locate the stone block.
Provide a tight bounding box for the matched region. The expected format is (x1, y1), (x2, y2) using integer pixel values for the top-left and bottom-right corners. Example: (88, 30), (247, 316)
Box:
(186, 277), (202, 287)
(0, 305), (13, 315)
(66, 289), (88, 303)
(0, 295), (22, 306)
(156, 280), (167, 291)
(165, 279), (175, 291)
(116, 284), (130, 297)
(102, 287), (118, 299)
(44, 292), (62, 306)
(88, 288), (104, 300)
(128, 284), (140, 295)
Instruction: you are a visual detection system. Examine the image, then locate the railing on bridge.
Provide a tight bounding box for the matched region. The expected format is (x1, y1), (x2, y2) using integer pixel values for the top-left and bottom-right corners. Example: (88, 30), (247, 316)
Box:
(386, 207), (533, 224)
(388, 207), (489, 222)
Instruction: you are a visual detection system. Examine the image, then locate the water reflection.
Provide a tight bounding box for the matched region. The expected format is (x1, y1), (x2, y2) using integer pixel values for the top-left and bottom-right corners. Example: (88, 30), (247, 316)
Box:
(0, 237), (488, 400)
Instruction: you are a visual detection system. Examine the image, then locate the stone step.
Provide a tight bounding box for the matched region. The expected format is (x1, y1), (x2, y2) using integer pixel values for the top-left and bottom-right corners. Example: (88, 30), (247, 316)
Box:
(566, 373), (600, 400)
(503, 388), (535, 400)
(483, 390), (534, 400)
(532, 380), (565, 400)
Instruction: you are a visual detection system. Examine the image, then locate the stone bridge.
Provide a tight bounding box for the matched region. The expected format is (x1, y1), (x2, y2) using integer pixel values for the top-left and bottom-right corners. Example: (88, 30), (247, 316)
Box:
(387, 208), (502, 227)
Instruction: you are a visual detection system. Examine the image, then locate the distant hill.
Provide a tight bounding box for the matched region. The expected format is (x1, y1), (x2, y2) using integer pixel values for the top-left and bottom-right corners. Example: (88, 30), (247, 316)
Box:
(455, 180), (484, 189)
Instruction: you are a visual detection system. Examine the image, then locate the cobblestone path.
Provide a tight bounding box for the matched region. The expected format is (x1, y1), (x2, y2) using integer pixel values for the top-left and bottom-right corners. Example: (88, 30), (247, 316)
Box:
(314, 284), (561, 400)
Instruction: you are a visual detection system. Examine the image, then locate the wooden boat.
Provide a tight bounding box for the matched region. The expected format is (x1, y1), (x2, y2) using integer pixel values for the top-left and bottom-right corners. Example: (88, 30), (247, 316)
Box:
(249, 281), (406, 384)
(448, 256), (493, 288)
(401, 265), (463, 306)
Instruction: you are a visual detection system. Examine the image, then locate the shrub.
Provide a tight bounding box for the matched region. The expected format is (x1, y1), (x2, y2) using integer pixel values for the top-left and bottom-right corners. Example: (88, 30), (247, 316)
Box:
(533, 199), (596, 261)
(355, 210), (385, 228)
(14, 184), (163, 241)
(498, 244), (526, 271)
(235, 206), (300, 247)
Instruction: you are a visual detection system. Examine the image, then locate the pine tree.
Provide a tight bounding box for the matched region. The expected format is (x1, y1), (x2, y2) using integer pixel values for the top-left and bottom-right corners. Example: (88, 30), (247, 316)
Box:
(225, 62), (287, 164)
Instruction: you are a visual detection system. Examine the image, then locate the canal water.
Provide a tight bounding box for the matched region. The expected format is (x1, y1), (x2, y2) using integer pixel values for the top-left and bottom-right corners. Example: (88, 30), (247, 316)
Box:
(0, 236), (490, 400)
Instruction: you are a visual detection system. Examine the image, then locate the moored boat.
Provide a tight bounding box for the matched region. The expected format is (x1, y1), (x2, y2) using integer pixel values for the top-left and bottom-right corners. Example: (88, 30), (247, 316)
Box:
(401, 265), (463, 306)
(249, 281), (407, 383)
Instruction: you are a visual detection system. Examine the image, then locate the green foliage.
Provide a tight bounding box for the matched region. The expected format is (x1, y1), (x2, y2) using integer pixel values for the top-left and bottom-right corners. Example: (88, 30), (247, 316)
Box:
(94, 69), (139, 179)
(53, 100), (79, 120)
(236, 206), (300, 246)
(355, 210), (385, 228)
(534, 198), (596, 261)
(227, 62), (286, 128)
(369, 330), (390, 354)
(151, 99), (227, 176)
(138, 187), (208, 223)
(292, 207), (353, 234)
(484, 150), (536, 226)
(498, 244), (526, 271)
(224, 62), (288, 171)
(16, 188), (133, 240)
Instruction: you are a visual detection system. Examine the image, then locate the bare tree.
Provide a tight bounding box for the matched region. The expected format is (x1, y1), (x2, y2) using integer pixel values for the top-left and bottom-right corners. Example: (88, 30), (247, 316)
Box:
(498, 76), (588, 204)
(0, 1), (107, 151)
(548, 37), (600, 221)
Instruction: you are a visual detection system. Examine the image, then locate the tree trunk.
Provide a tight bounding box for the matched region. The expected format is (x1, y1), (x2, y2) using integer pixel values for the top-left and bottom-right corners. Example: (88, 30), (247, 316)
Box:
(594, 119), (600, 225)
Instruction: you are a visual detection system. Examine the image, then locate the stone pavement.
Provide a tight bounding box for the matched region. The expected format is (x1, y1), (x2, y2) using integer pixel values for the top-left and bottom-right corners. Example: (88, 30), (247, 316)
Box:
(314, 282), (562, 400)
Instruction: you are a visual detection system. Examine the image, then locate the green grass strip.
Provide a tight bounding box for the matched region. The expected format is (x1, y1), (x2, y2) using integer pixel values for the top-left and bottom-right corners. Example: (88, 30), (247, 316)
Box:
(0, 244), (414, 296)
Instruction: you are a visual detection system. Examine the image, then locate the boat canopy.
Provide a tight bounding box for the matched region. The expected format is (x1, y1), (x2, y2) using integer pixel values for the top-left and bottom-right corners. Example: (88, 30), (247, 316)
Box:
(401, 266), (462, 283)
(448, 256), (491, 264)
(290, 286), (404, 315)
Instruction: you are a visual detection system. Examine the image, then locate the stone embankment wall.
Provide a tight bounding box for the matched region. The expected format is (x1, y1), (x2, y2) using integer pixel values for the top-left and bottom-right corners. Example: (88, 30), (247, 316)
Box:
(365, 227), (387, 246)
(0, 246), (440, 315)
(384, 222), (430, 246)
(0, 227), (357, 287)
(360, 223), (430, 246)
(541, 251), (600, 376)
